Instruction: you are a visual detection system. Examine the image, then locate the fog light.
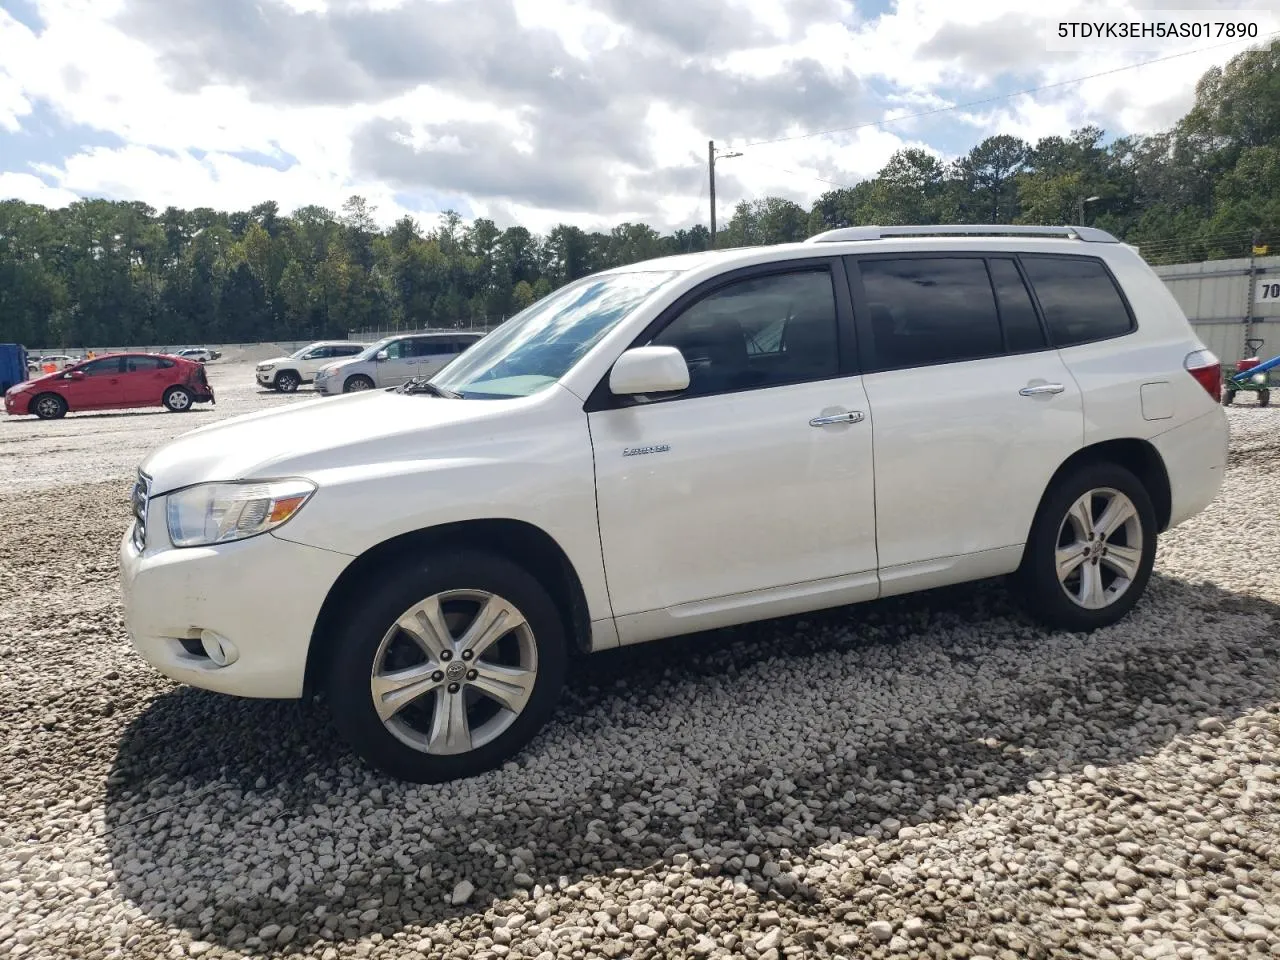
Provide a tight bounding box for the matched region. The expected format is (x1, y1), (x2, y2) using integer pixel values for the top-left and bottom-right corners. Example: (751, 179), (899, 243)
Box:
(199, 629), (239, 667)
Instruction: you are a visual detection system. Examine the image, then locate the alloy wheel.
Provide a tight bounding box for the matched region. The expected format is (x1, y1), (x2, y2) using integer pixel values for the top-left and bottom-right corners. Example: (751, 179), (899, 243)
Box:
(1055, 487), (1144, 610)
(370, 590), (538, 756)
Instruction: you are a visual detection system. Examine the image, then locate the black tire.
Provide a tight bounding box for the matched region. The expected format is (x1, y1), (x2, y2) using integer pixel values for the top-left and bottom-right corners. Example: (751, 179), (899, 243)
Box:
(275, 370), (301, 393)
(344, 375), (375, 393)
(1259, 389), (1270, 408)
(32, 393), (67, 420)
(1223, 389), (1236, 406)
(325, 549), (568, 783)
(1016, 462), (1157, 632)
(163, 386), (193, 412)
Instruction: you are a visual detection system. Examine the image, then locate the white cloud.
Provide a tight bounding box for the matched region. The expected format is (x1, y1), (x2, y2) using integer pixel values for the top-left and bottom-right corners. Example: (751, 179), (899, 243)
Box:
(0, 171), (78, 207)
(0, 0), (1271, 232)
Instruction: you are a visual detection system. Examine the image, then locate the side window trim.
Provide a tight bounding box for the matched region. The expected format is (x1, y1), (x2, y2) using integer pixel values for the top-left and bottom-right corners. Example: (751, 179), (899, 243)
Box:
(583, 256), (859, 413)
(1014, 253), (1139, 348)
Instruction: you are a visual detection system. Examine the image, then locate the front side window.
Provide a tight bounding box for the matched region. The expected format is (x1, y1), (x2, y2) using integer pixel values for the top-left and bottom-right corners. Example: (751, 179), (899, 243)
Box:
(336, 345), (363, 356)
(858, 258), (1003, 370)
(650, 269), (839, 398)
(382, 339), (411, 360)
(431, 269), (682, 399)
(1020, 256), (1134, 347)
(79, 357), (122, 377)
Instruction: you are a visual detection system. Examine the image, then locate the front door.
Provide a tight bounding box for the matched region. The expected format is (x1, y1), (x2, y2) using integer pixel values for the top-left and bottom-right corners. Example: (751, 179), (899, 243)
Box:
(845, 253), (1085, 594)
(63, 356), (125, 409)
(375, 339), (417, 386)
(587, 260), (879, 645)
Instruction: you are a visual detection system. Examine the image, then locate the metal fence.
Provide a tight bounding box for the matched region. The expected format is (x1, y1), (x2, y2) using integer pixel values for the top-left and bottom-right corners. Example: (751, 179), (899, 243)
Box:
(1154, 253), (1280, 361)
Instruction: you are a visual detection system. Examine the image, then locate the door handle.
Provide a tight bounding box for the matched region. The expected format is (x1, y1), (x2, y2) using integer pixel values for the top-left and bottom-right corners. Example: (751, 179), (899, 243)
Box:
(809, 411), (865, 426)
(1019, 383), (1065, 396)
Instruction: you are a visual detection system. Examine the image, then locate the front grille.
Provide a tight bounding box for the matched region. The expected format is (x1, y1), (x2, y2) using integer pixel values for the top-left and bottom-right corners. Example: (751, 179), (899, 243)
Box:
(131, 471), (153, 551)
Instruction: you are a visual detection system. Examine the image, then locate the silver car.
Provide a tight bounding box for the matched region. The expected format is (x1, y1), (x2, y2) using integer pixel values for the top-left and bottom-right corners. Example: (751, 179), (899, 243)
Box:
(313, 332), (484, 395)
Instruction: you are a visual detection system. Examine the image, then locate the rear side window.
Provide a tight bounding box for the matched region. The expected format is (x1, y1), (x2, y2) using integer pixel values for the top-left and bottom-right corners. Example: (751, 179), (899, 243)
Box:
(858, 258), (1002, 369)
(988, 258), (1046, 353)
(125, 357), (167, 372)
(1020, 256), (1134, 346)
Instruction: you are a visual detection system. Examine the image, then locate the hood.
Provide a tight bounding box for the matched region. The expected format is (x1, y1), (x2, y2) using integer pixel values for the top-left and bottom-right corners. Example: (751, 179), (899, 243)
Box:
(138, 388), (535, 494)
(317, 356), (363, 374)
(11, 370), (63, 391)
(256, 356), (291, 367)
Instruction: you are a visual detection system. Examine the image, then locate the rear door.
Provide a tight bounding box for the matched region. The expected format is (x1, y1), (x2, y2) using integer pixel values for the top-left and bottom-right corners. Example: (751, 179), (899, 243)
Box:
(120, 355), (175, 405)
(845, 253), (1084, 594)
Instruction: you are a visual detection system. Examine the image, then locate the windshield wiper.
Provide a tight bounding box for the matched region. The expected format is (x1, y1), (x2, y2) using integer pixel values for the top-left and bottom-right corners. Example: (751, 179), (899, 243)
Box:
(398, 377), (460, 398)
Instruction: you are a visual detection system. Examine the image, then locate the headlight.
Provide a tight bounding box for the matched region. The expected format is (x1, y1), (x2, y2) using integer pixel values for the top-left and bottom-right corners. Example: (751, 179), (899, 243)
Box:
(259, 363), (275, 371)
(166, 479), (316, 548)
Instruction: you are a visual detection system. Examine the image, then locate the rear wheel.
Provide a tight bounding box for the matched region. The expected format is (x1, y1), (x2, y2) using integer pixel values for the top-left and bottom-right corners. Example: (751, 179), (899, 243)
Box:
(275, 370), (300, 393)
(1017, 462), (1157, 632)
(325, 550), (568, 783)
(1222, 389), (1235, 406)
(163, 386), (193, 412)
(32, 393), (67, 420)
(1259, 389), (1271, 408)
(344, 375), (375, 393)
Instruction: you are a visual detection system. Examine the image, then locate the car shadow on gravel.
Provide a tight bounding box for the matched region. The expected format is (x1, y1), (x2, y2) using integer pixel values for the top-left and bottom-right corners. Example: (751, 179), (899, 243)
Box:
(103, 572), (1280, 953)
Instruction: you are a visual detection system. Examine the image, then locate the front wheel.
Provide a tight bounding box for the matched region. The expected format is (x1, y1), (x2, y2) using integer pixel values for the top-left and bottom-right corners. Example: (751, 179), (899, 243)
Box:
(1223, 389), (1236, 406)
(163, 386), (193, 412)
(325, 550), (568, 783)
(275, 371), (300, 393)
(1016, 462), (1157, 632)
(344, 375), (375, 393)
(1259, 389), (1270, 408)
(32, 393), (67, 420)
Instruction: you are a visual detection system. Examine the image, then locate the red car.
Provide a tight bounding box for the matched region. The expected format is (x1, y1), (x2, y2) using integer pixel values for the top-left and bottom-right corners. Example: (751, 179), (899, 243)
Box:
(4, 352), (216, 420)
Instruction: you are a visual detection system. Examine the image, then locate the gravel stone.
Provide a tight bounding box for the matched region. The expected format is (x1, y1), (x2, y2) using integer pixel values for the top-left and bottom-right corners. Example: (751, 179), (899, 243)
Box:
(1, 365), (1278, 960)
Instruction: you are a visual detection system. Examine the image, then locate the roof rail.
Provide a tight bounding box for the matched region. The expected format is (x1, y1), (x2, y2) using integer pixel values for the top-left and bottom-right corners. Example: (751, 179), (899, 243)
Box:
(805, 224), (1120, 244)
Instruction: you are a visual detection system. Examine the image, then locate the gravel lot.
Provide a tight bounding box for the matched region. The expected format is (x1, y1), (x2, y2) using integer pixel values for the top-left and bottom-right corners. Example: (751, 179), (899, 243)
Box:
(1, 363), (1277, 960)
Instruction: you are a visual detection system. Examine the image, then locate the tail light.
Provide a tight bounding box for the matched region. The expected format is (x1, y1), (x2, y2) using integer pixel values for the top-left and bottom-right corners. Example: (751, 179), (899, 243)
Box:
(1184, 349), (1221, 402)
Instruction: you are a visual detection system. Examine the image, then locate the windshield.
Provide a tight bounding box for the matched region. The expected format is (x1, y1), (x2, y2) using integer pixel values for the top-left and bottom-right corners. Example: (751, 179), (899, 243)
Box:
(429, 269), (681, 399)
(354, 337), (396, 361)
(289, 343), (323, 359)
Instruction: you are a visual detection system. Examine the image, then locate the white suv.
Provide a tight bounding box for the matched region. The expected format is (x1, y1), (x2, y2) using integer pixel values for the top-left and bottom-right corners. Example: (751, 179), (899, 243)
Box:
(256, 341), (367, 392)
(120, 225), (1229, 783)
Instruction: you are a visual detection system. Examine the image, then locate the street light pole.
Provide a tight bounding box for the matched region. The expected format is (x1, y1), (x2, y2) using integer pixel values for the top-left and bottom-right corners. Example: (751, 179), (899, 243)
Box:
(1078, 194), (1101, 226)
(708, 140), (742, 248)
(708, 140), (716, 245)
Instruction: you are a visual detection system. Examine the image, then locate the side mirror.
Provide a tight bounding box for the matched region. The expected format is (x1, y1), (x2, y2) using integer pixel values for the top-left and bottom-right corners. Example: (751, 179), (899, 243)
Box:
(375, 350), (389, 362)
(609, 346), (690, 396)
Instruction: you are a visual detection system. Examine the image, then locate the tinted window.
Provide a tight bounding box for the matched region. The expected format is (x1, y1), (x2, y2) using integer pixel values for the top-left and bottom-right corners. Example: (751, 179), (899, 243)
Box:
(412, 339), (458, 357)
(125, 356), (166, 372)
(1020, 256), (1133, 346)
(988, 259), (1047, 353)
(335, 345), (362, 356)
(859, 258), (1002, 369)
(651, 269), (839, 398)
(80, 358), (122, 376)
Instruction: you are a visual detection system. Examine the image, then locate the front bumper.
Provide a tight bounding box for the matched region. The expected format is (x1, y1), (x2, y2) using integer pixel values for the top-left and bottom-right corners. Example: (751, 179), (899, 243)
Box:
(120, 518), (351, 699)
(313, 375), (339, 395)
(256, 370), (274, 385)
(3, 391), (32, 416)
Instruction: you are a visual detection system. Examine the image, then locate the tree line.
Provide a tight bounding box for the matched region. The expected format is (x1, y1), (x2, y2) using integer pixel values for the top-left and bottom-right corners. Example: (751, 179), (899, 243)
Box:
(1, 41), (1276, 349)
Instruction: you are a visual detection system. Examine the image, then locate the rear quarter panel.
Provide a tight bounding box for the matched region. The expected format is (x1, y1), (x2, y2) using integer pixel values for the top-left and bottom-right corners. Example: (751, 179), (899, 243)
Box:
(1056, 247), (1222, 446)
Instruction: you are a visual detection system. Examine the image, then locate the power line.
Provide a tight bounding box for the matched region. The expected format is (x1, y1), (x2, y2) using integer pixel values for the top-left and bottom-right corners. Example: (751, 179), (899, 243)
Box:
(739, 32), (1280, 149)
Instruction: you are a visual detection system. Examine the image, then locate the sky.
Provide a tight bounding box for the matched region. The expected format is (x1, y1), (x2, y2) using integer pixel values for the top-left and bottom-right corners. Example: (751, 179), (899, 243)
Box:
(0, 0), (1276, 235)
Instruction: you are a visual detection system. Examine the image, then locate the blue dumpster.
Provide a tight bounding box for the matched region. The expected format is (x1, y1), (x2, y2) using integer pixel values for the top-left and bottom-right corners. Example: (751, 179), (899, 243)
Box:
(0, 343), (30, 395)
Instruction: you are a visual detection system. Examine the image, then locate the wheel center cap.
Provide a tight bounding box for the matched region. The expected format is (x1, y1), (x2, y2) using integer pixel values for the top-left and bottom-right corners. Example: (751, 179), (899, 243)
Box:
(445, 661), (467, 682)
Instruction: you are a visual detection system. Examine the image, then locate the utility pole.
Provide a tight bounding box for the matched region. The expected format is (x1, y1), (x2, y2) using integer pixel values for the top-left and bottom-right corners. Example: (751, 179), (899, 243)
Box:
(707, 141), (742, 248)
(708, 140), (716, 246)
